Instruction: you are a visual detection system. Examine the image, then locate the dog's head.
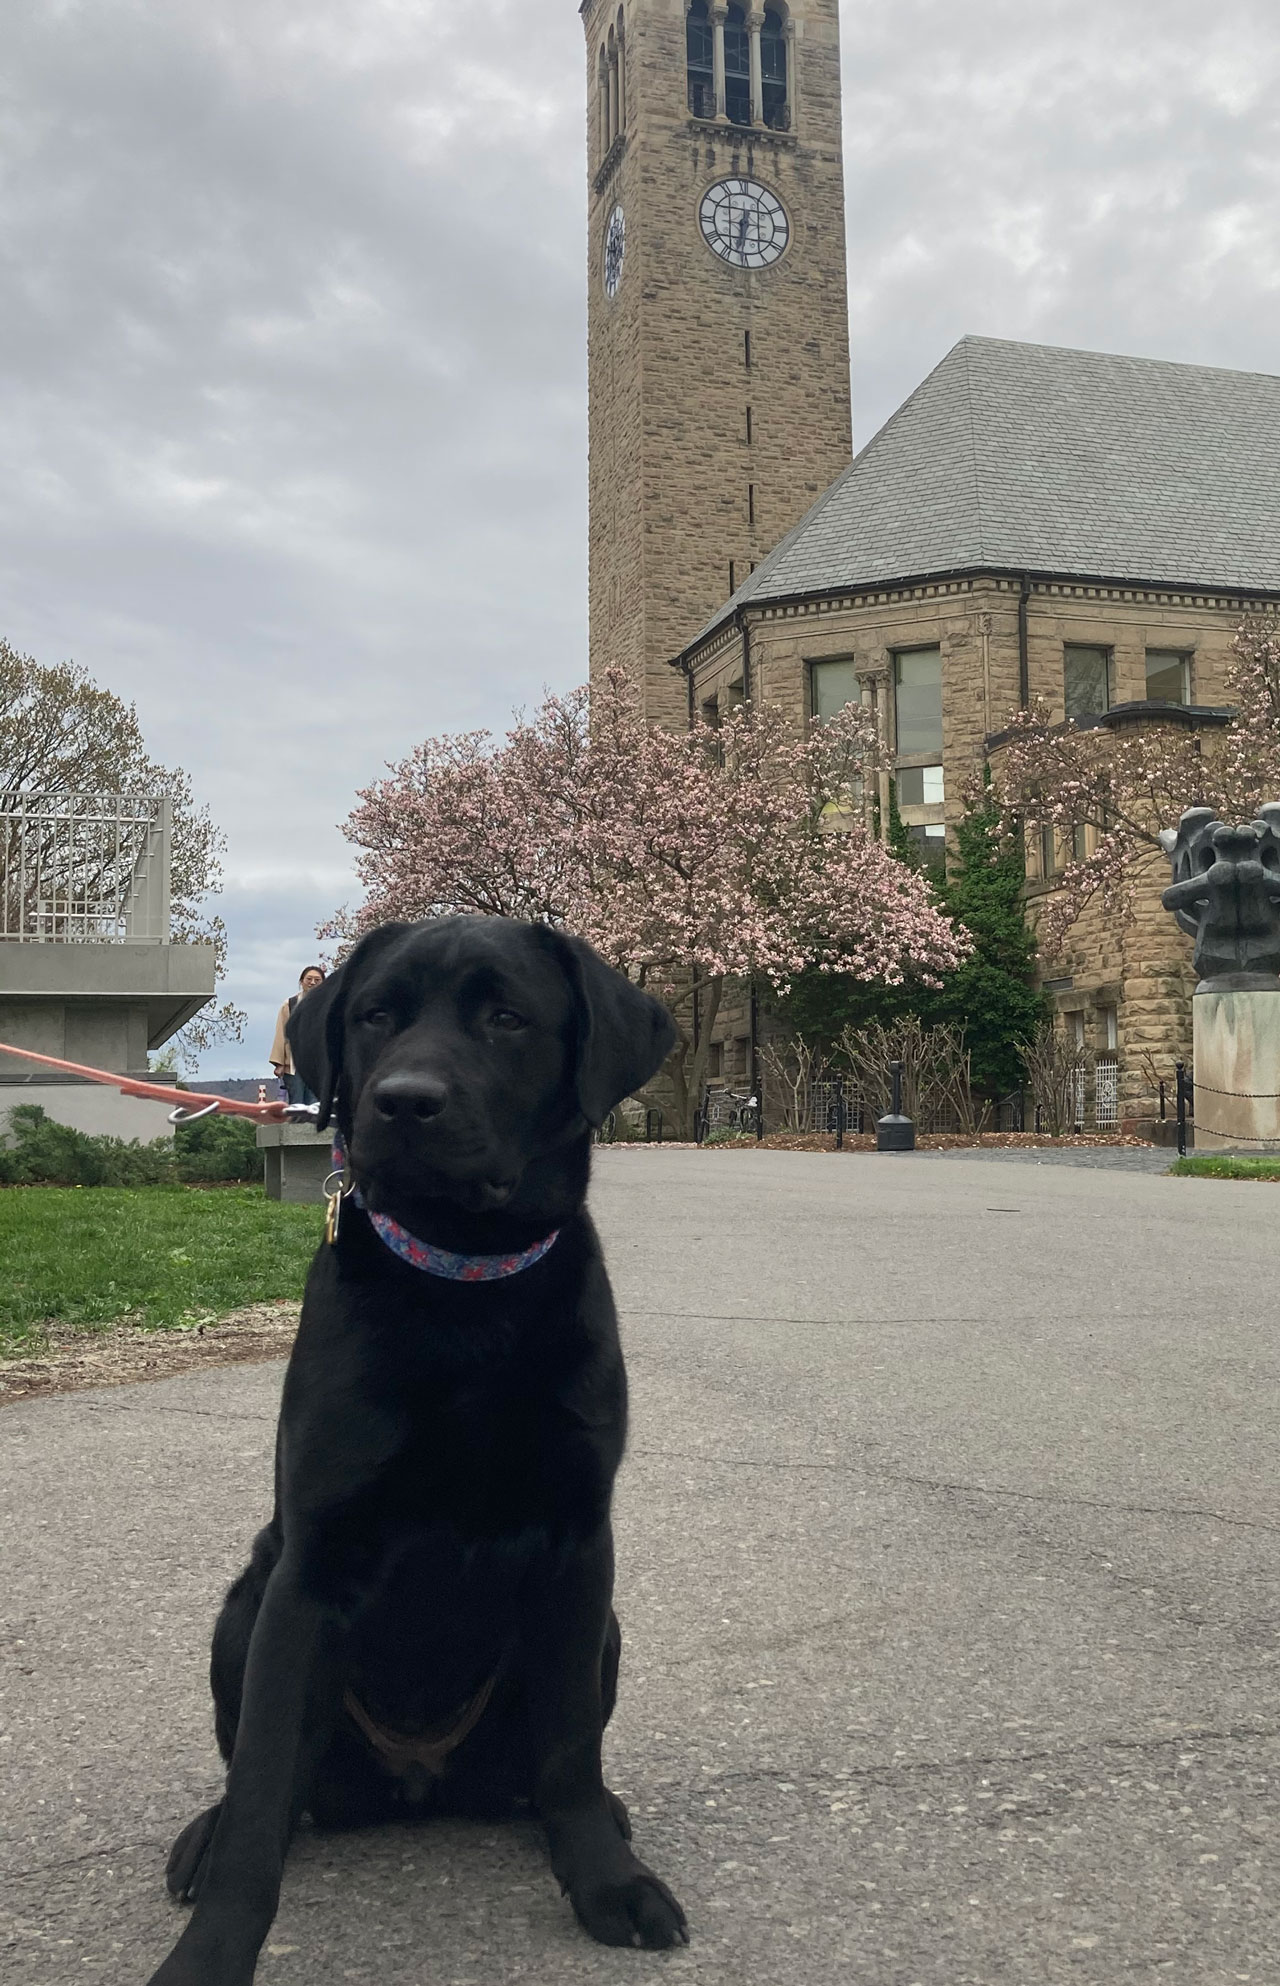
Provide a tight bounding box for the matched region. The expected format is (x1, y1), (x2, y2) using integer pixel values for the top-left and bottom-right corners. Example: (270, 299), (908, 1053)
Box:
(287, 917), (676, 1225)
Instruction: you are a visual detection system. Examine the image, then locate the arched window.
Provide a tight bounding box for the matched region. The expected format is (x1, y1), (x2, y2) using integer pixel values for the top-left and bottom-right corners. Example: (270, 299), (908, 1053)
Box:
(761, 7), (789, 129)
(724, 3), (751, 126)
(598, 44), (610, 154)
(616, 8), (626, 132)
(605, 25), (619, 148)
(686, 1), (713, 119)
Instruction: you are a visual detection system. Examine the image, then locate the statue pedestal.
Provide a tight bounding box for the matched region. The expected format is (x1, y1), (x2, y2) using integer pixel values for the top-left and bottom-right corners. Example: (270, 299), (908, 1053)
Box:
(1192, 988), (1280, 1152)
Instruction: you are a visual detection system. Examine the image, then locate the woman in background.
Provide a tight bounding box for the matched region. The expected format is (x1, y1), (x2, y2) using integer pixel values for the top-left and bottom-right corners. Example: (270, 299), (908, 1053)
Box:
(271, 965), (326, 1106)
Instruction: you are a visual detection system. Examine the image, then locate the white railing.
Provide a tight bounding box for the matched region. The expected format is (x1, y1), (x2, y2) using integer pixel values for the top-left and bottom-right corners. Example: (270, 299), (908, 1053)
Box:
(0, 793), (172, 943)
(1095, 1055), (1119, 1128)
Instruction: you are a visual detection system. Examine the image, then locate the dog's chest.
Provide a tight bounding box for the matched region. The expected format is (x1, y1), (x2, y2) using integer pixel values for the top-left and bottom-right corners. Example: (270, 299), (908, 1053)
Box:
(374, 1370), (610, 1538)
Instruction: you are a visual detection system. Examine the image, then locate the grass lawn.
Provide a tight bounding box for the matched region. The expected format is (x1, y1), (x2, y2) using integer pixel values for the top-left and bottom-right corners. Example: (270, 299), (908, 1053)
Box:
(0, 1186), (320, 1356)
(1169, 1154), (1280, 1181)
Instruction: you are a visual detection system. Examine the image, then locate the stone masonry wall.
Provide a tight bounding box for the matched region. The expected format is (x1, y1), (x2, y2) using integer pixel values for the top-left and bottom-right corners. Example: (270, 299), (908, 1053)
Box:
(685, 575), (1255, 1114)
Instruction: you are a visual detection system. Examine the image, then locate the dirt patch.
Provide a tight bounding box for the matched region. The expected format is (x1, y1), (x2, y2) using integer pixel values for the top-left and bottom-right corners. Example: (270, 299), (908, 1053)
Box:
(0, 1302), (299, 1406)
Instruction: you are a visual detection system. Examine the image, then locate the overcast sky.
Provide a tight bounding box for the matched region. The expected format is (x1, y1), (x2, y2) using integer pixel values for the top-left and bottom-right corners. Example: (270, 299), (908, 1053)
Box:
(2, 0), (1277, 1074)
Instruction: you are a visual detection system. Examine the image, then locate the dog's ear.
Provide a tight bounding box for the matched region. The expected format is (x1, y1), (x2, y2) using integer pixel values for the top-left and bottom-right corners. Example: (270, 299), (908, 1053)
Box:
(545, 930), (678, 1127)
(286, 923), (412, 1131)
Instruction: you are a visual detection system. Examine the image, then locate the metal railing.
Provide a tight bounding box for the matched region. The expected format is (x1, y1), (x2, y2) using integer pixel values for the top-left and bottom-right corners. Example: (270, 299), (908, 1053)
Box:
(998, 1058), (1122, 1135)
(0, 792), (172, 943)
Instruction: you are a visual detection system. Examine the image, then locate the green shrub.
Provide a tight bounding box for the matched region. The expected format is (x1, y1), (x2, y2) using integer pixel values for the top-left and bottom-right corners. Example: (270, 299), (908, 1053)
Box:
(0, 1104), (175, 1187)
(173, 1112), (264, 1182)
(0, 1103), (263, 1187)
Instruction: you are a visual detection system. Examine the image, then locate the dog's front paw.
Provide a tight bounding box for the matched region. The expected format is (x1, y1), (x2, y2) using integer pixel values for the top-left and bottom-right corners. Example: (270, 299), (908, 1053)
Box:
(570, 1862), (689, 1949)
(146, 1951), (252, 1986)
(145, 1913), (258, 1986)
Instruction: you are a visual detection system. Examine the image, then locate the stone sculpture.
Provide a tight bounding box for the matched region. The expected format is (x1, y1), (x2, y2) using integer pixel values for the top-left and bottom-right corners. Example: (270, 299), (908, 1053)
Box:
(1159, 805), (1280, 989)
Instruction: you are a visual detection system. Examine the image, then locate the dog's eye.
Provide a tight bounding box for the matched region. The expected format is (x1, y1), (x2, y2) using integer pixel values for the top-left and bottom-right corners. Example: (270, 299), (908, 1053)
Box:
(489, 1008), (527, 1031)
(359, 1009), (393, 1030)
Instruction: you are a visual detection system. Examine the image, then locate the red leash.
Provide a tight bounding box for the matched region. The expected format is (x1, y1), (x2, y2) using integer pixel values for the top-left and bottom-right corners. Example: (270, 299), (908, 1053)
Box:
(0, 1040), (302, 1123)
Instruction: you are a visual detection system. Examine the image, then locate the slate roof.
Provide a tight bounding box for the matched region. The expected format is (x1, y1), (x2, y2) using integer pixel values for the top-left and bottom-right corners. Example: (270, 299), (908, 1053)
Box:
(685, 336), (1280, 653)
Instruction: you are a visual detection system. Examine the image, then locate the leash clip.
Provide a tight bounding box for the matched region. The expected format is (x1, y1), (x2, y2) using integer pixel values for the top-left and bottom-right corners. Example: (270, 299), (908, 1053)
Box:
(323, 1166), (352, 1246)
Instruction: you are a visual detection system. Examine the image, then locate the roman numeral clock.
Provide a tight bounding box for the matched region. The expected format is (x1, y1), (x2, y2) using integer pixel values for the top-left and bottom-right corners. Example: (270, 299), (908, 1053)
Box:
(698, 178), (789, 270)
(582, 0), (852, 726)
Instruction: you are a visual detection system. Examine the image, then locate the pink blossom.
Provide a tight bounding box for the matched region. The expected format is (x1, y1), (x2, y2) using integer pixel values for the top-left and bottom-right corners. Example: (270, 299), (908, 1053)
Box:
(327, 672), (970, 1130)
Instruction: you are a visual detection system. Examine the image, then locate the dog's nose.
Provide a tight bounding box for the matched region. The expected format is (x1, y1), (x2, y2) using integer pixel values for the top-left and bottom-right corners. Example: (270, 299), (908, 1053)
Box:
(371, 1073), (449, 1124)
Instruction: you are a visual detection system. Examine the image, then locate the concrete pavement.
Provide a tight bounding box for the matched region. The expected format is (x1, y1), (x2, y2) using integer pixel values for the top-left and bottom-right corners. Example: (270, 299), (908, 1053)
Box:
(2, 1149), (1278, 1984)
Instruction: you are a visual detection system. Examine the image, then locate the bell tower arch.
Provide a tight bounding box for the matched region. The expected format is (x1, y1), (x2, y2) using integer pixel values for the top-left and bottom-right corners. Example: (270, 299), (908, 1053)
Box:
(581, 0), (853, 722)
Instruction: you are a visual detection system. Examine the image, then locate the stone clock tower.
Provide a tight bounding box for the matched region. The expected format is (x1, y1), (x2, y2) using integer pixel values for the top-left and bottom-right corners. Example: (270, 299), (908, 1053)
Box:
(581, 0), (853, 724)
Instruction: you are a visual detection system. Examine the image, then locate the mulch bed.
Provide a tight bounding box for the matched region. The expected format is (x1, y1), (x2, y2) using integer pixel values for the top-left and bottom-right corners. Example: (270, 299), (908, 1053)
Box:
(0, 1302), (300, 1407)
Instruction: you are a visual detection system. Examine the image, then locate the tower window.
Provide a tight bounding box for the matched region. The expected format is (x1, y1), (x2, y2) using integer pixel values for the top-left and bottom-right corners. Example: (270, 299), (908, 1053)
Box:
(598, 46), (610, 156)
(748, 483), (755, 525)
(761, 8), (789, 129)
(724, 3), (751, 126)
(686, 1), (714, 119)
(745, 405), (752, 444)
(602, 28), (621, 150)
(744, 329), (752, 369)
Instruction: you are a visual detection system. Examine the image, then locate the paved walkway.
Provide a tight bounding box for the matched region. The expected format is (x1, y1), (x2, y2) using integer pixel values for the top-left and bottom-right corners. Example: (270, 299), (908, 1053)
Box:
(924, 1144), (1179, 1171)
(3, 1151), (1277, 1984)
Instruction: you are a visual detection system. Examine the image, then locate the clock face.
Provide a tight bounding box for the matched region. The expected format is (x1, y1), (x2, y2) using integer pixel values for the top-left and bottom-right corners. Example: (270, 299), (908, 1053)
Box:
(603, 204), (625, 298)
(699, 178), (789, 269)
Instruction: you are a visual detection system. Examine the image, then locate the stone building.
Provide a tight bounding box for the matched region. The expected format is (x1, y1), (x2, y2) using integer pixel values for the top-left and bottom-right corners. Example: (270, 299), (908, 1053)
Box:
(673, 335), (1280, 1122)
(581, 1), (1280, 1123)
(581, 0), (853, 726)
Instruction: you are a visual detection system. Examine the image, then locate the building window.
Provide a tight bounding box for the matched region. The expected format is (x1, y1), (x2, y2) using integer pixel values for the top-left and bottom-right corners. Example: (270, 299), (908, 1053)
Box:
(1064, 643), (1114, 720)
(1071, 821), (1089, 862)
(701, 695), (720, 729)
(761, 8), (789, 128)
(686, 0), (714, 118)
(893, 646), (943, 756)
(725, 678), (745, 710)
(1145, 649), (1192, 705)
(1100, 1005), (1118, 1052)
(907, 823), (946, 878)
(724, 3), (751, 125)
(707, 1039), (723, 1080)
(1040, 824), (1060, 878)
(731, 1033), (751, 1077)
(810, 658), (858, 721)
(897, 764), (944, 807)
(598, 45), (610, 155)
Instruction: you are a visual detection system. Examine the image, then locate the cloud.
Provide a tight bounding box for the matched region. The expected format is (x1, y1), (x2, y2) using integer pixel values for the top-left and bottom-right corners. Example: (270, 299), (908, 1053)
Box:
(0, 0), (1276, 1068)
(845, 0), (1280, 442)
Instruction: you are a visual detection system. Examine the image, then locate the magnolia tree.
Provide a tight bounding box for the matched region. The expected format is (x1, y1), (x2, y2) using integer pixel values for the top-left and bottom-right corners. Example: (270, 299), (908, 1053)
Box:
(992, 614), (1280, 959)
(330, 670), (970, 1134)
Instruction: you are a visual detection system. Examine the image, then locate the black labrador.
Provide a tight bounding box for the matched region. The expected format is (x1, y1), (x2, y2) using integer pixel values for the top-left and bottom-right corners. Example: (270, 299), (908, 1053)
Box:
(145, 916), (686, 1986)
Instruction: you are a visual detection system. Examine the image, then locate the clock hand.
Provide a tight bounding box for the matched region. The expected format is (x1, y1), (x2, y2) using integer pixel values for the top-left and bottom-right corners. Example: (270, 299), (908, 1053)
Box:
(735, 209), (750, 251)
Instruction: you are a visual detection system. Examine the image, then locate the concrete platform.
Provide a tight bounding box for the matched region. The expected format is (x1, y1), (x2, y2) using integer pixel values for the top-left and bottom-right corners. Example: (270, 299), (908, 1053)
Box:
(2, 1149), (1278, 1983)
(257, 1121), (334, 1203)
